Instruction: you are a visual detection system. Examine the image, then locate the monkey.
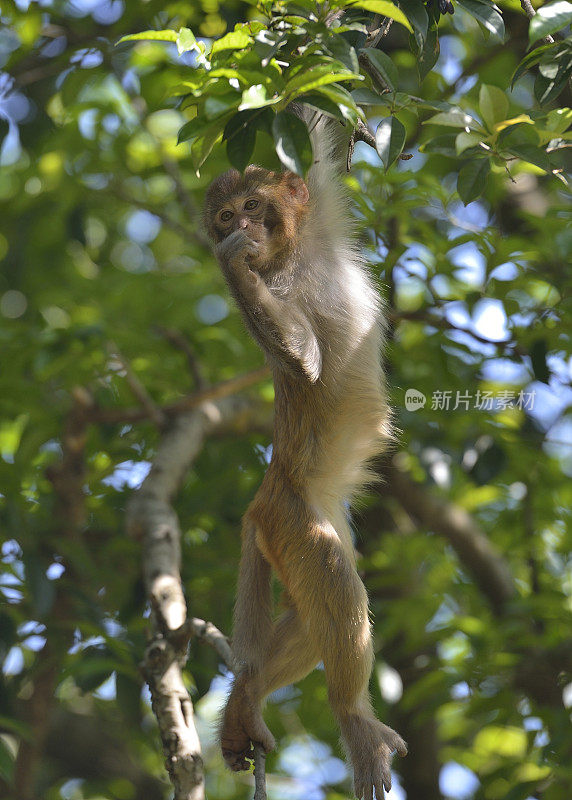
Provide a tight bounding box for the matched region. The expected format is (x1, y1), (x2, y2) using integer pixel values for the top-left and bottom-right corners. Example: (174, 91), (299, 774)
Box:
(205, 110), (407, 800)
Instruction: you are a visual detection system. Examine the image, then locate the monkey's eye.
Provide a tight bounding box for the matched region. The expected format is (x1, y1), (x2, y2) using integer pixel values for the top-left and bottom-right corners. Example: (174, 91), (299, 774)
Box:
(220, 210), (234, 222)
(244, 199), (260, 211)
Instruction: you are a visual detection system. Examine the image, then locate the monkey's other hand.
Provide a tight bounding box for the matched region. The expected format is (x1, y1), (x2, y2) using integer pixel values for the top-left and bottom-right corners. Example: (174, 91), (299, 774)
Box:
(341, 715), (407, 800)
(221, 686), (275, 772)
(216, 230), (261, 283)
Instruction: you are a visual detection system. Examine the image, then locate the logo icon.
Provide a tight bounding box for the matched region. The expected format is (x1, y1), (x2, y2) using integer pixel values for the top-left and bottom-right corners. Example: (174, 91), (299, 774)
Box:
(405, 388), (426, 411)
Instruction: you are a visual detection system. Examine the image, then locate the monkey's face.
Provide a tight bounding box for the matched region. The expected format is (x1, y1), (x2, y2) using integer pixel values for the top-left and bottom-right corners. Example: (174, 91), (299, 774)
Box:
(205, 167), (309, 271)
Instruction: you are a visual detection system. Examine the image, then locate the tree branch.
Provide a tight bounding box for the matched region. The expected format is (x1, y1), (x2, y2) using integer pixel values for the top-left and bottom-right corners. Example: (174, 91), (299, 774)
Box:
(90, 366), (270, 425)
(386, 458), (516, 612)
(107, 341), (167, 428)
(389, 308), (527, 355)
(154, 327), (206, 390)
(127, 396), (272, 800)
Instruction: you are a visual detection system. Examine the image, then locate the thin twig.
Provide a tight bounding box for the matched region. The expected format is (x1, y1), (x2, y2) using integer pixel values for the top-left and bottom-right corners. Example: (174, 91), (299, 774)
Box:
(171, 617), (235, 669)
(365, 12), (394, 47)
(107, 341), (167, 427)
(154, 326), (206, 390)
(253, 746), (268, 800)
(389, 309), (526, 355)
(90, 365), (271, 425)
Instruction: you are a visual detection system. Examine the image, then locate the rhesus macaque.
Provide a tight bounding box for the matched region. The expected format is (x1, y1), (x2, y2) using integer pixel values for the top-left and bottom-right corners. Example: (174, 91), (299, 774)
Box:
(205, 110), (407, 799)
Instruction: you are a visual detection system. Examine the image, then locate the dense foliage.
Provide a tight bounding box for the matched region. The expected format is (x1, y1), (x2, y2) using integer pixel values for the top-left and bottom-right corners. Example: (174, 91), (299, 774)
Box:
(0, 1), (571, 800)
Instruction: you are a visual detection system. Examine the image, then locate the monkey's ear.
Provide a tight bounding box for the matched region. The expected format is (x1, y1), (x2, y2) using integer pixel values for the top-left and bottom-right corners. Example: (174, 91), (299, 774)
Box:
(281, 173), (309, 205)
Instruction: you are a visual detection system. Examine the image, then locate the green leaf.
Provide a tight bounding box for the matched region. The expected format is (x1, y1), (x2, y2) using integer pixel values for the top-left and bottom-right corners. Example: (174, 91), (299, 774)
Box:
(375, 116), (406, 169)
(546, 107), (572, 134)
(417, 27), (440, 81)
(177, 27), (197, 55)
(456, 130), (484, 154)
(191, 126), (225, 171)
(479, 84), (509, 131)
(534, 58), (572, 104)
(457, 158), (490, 203)
(530, 339), (550, 383)
(239, 84), (277, 110)
(419, 133), (458, 155)
(177, 115), (214, 144)
(425, 109), (483, 131)
(117, 29), (178, 44)
(505, 143), (551, 171)
(272, 111), (313, 176)
(309, 83), (361, 122)
(346, 0), (414, 32)
(211, 29), (252, 56)
(400, 0), (429, 40)
(224, 112), (258, 171)
(300, 93), (346, 119)
(360, 49), (398, 93)
(284, 64), (361, 98)
(511, 42), (556, 87)
(326, 34), (360, 73)
(529, 0), (572, 43)
(204, 92), (241, 119)
(456, 0), (505, 41)
(0, 739), (15, 784)
(352, 88), (391, 105)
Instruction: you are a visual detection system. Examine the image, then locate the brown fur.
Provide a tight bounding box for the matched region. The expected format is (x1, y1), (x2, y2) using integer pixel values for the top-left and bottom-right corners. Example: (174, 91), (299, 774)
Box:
(206, 113), (406, 799)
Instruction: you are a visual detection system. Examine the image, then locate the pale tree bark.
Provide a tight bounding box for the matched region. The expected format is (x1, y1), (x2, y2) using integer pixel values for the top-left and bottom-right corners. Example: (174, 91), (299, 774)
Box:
(127, 395), (273, 800)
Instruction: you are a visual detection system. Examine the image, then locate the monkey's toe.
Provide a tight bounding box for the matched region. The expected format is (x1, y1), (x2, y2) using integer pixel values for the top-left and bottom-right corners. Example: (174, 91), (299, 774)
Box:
(223, 749), (252, 772)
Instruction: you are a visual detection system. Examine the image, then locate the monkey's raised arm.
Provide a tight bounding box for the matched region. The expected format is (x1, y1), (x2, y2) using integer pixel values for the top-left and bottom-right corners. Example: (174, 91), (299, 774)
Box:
(215, 228), (322, 383)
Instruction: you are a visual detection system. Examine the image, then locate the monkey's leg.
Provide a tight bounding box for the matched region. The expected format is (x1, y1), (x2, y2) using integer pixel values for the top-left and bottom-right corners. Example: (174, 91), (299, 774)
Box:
(221, 520), (275, 771)
(258, 602), (321, 697)
(223, 604), (321, 771)
(280, 520), (407, 800)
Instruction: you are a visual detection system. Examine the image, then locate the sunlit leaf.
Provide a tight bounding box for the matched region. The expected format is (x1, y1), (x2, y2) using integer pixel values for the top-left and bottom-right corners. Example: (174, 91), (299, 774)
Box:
(117, 29), (178, 44)
(375, 116), (406, 169)
(455, 130), (484, 154)
(272, 111), (313, 175)
(425, 109), (483, 131)
(479, 84), (509, 131)
(284, 64), (362, 98)
(529, 0), (572, 43)
(456, 0), (505, 41)
(177, 27), (197, 55)
(345, 0), (413, 31)
(210, 29), (252, 55)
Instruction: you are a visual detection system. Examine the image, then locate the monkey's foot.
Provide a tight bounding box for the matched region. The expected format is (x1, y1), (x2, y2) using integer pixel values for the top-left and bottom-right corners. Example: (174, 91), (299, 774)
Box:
(340, 714), (407, 800)
(221, 690), (275, 772)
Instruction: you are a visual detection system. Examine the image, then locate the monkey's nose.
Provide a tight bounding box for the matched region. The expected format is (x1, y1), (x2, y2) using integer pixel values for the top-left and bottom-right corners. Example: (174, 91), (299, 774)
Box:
(238, 218), (249, 229)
